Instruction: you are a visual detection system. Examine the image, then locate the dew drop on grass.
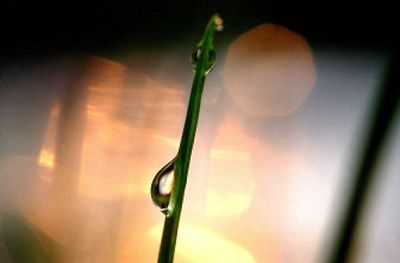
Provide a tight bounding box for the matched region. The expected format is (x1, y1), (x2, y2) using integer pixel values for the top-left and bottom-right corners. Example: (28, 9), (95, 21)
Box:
(214, 16), (224, 31)
(151, 158), (175, 214)
(191, 48), (216, 75)
(190, 15), (223, 76)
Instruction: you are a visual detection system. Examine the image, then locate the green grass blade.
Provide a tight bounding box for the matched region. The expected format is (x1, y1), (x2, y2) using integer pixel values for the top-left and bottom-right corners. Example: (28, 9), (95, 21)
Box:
(156, 14), (223, 263)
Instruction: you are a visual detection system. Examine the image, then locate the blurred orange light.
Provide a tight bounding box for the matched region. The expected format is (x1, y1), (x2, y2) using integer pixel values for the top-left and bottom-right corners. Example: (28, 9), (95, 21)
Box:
(25, 46), (317, 262)
(223, 23), (316, 117)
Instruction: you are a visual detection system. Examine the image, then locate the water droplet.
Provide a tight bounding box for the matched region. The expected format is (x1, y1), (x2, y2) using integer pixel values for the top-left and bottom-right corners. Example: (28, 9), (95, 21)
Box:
(151, 158), (175, 214)
(191, 47), (216, 75)
(214, 16), (224, 31)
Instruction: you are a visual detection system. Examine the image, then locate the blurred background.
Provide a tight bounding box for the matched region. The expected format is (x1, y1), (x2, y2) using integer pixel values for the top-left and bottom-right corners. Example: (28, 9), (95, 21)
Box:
(0, 1), (399, 262)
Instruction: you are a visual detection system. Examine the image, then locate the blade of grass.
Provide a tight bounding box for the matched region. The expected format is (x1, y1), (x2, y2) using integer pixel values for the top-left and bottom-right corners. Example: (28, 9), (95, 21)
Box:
(156, 14), (223, 263)
(327, 55), (400, 262)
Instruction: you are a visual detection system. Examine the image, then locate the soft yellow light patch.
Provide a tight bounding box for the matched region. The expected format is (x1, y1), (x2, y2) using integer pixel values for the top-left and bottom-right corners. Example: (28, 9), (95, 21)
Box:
(149, 223), (255, 263)
(206, 190), (252, 217)
(38, 148), (55, 170)
(38, 102), (59, 171)
(206, 147), (254, 217)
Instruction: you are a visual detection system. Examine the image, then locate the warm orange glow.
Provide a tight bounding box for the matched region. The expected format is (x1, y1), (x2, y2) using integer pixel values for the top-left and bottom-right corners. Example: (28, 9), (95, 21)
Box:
(18, 54), (320, 262)
(78, 58), (185, 201)
(150, 223), (255, 263)
(223, 23), (316, 117)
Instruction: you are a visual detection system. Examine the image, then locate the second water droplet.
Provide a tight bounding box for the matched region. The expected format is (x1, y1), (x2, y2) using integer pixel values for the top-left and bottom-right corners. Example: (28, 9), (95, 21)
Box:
(191, 47), (216, 75)
(151, 158), (175, 214)
(214, 16), (224, 31)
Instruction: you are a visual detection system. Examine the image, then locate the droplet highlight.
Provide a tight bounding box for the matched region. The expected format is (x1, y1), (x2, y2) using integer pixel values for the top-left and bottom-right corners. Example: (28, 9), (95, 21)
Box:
(151, 158), (175, 214)
(214, 16), (224, 31)
(191, 47), (216, 75)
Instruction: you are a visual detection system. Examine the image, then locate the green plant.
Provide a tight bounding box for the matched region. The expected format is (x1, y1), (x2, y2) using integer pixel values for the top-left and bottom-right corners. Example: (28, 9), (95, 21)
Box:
(151, 14), (223, 263)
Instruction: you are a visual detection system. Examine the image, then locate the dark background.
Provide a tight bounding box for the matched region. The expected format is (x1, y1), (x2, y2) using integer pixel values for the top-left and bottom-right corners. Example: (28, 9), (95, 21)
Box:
(0, 0), (398, 57)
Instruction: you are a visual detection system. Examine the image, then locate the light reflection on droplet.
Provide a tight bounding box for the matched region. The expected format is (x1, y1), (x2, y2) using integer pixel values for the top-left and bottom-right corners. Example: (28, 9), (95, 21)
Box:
(151, 158), (176, 214)
(159, 170), (174, 195)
